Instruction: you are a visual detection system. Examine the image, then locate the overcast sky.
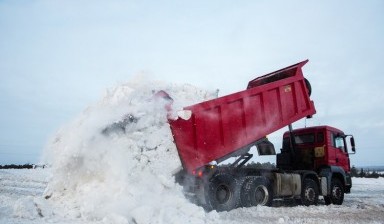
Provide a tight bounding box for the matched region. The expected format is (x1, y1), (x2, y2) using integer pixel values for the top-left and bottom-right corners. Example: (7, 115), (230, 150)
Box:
(1, 0), (383, 166)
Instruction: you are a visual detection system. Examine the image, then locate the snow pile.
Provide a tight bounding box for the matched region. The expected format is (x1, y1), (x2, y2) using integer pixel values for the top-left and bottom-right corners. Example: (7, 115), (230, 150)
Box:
(42, 77), (218, 223)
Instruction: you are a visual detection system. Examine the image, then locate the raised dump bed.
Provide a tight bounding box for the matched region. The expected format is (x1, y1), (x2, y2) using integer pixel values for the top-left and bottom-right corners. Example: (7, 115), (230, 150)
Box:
(169, 60), (316, 174)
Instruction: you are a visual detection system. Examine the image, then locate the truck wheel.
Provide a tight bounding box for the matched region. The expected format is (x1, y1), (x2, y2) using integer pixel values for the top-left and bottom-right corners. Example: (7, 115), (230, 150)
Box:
(301, 178), (319, 206)
(305, 78), (312, 96)
(240, 176), (254, 207)
(208, 174), (241, 211)
(241, 176), (272, 207)
(329, 178), (344, 205)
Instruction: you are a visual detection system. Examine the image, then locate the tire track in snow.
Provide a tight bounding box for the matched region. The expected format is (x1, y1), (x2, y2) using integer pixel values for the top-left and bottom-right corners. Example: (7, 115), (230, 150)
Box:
(0, 170), (48, 197)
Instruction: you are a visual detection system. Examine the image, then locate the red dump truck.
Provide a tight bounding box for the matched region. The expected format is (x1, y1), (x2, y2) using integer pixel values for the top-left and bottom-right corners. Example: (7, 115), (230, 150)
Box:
(169, 60), (356, 211)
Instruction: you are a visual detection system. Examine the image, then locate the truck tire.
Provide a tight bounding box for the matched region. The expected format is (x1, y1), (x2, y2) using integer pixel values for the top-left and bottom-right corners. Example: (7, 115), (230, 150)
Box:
(324, 178), (344, 205)
(241, 176), (272, 207)
(305, 78), (312, 96)
(208, 174), (241, 211)
(301, 178), (319, 206)
(240, 176), (254, 207)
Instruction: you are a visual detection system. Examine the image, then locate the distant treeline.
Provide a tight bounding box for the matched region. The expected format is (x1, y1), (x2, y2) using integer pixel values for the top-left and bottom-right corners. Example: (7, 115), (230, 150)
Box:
(351, 166), (384, 178)
(0, 164), (46, 169)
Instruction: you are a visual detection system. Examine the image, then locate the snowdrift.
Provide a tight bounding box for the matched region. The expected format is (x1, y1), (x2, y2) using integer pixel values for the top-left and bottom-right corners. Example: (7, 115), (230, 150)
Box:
(42, 77), (219, 223)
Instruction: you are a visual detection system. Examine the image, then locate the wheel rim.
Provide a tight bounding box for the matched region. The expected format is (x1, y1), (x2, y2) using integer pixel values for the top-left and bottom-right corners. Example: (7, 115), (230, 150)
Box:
(332, 186), (342, 200)
(216, 184), (232, 204)
(305, 188), (316, 202)
(254, 185), (269, 205)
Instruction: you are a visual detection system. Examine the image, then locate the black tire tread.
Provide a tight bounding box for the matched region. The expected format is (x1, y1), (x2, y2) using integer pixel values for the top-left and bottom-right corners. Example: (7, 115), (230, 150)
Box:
(241, 176), (273, 207)
(301, 178), (319, 206)
(208, 173), (241, 211)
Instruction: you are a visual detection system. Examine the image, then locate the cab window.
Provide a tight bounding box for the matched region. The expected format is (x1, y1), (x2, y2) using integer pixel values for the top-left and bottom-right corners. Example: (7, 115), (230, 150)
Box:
(294, 134), (315, 144)
(332, 133), (346, 152)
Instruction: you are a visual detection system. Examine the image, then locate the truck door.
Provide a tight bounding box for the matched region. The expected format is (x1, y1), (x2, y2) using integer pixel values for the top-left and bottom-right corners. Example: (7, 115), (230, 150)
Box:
(331, 133), (351, 172)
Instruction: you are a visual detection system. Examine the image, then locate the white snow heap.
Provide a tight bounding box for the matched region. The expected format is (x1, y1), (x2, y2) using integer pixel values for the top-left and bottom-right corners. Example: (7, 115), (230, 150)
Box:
(43, 77), (218, 223)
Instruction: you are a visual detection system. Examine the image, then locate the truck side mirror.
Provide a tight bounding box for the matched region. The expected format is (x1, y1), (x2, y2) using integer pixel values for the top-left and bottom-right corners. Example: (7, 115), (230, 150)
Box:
(256, 138), (276, 155)
(350, 137), (356, 153)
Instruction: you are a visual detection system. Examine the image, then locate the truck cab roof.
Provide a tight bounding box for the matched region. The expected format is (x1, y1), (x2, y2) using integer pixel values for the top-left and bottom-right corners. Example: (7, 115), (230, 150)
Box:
(283, 126), (345, 137)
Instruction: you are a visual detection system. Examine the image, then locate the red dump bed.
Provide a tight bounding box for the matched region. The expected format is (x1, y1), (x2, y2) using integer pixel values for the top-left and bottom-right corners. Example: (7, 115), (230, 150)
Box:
(169, 60), (316, 174)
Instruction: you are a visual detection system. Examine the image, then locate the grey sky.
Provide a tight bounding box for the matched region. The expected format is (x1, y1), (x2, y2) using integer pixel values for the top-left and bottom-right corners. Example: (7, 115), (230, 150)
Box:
(1, 0), (383, 166)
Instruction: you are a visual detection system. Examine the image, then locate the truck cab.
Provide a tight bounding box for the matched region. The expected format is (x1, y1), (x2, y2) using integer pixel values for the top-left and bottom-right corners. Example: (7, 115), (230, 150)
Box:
(278, 126), (355, 173)
(277, 125), (356, 204)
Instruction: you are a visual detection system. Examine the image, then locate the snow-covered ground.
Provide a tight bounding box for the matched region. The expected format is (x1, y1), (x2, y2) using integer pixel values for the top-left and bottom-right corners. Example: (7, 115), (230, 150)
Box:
(1, 78), (383, 224)
(1, 169), (383, 224)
